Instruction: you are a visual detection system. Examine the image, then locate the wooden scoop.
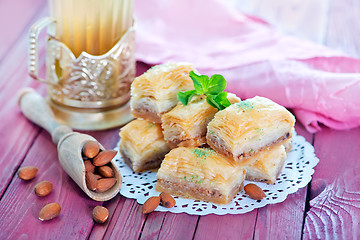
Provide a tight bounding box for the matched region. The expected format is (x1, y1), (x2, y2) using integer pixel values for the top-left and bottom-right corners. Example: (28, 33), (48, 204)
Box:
(18, 88), (122, 201)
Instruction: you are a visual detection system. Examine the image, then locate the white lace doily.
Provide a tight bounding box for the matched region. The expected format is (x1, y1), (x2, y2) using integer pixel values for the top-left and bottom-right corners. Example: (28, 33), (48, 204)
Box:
(113, 132), (319, 215)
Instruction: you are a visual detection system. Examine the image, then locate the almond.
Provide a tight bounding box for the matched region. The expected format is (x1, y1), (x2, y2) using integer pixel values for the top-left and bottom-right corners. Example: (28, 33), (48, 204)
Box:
(94, 174), (102, 180)
(85, 172), (98, 191)
(84, 160), (95, 173)
(160, 192), (176, 208)
(142, 196), (160, 214)
(34, 181), (53, 197)
(39, 203), (61, 221)
(244, 183), (266, 200)
(18, 166), (38, 180)
(96, 178), (116, 193)
(92, 206), (109, 223)
(98, 166), (114, 178)
(82, 141), (100, 158)
(92, 150), (117, 167)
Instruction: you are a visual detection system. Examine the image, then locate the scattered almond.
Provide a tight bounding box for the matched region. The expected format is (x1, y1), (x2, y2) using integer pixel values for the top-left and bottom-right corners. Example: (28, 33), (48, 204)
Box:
(98, 166), (114, 178)
(18, 166), (38, 180)
(96, 178), (116, 193)
(92, 150), (117, 167)
(92, 206), (109, 223)
(160, 192), (176, 208)
(84, 160), (95, 173)
(142, 196), (160, 214)
(38, 203), (61, 221)
(82, 141), (100, 158)
(244, 183), (266, 200)
(85, 172), (98, 191)
(34, 181), (53, 197)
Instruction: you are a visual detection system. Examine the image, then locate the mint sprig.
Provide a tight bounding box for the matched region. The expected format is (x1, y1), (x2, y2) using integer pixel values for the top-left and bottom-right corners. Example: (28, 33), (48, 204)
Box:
(177, 71), (231, 110)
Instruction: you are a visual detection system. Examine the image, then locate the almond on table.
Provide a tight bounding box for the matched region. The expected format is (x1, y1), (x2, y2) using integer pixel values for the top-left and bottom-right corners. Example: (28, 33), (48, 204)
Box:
(18, 166), (38, 180)
(142, 196), (160, 214)
(38, 203), (61, 221)
(244, 183), (266, 200)
(93, 206), (109, 224)
(34, 181), (53, 197)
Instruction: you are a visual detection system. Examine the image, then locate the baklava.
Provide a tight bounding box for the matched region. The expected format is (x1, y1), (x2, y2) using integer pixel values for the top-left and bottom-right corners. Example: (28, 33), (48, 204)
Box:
(206, 96), (295, 163)
(243, 139), (292, 184)
(161, 93), (241, 148)
(156, 147), (246, 205)
(130, 63), (196, 123)
(119, 119), (171, 172)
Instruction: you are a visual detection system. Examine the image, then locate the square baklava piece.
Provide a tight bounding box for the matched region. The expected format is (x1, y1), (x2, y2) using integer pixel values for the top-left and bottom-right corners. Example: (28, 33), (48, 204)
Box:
(161, 93), (240, 148)
(130, 63), (196, 123)
(206, 96), (295, 164)
(119, 119), (171, 172)
(243, 139), (292, 184)
(156, 147), (246, 205)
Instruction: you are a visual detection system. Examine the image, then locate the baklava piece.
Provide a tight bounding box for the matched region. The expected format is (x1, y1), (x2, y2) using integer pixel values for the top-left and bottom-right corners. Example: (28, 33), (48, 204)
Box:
(161, 94), (240, 148)
(244, 139), (292, 184)
(156, 147), (246, 205)
(119, 119), (171, 172)
(130, 63), (196, 123)
(206, 96), (295, 163)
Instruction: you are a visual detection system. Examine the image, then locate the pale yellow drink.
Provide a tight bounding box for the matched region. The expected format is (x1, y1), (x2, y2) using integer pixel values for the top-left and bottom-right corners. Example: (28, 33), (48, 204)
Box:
(49, 0), (134, 57)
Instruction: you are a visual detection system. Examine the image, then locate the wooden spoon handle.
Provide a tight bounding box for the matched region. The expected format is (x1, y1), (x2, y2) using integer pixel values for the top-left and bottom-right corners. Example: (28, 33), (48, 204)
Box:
(18, 88), (73, 144)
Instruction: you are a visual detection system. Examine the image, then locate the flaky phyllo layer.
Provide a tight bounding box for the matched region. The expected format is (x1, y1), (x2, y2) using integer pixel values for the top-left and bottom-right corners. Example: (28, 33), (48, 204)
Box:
(207, 96), (295, 162)
(156, 147), (246, 204)
(130, 63), (196, 122)
(119, 119), (170, 172)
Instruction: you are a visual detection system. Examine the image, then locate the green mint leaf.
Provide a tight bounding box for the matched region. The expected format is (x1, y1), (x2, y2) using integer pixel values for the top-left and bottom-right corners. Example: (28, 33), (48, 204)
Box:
(177, 90), (197, 105)
(207, 74), (226, 95)
(214, 92), (231, 108)
(189, 71), (208, 94)
(206, 92), (231, 110)
(206, 94), (222, 110)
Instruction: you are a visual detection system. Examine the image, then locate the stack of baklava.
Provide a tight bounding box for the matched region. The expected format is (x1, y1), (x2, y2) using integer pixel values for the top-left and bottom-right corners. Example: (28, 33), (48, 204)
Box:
(119, 63), (295, 205)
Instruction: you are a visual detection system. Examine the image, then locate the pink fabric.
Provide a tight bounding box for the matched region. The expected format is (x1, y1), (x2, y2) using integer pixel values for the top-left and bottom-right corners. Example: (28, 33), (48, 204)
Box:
(134, 0), (360, 133)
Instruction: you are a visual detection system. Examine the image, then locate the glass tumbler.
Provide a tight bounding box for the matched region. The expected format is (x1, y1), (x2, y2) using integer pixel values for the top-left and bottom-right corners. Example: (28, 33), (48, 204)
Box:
(28, 0), (135, 130)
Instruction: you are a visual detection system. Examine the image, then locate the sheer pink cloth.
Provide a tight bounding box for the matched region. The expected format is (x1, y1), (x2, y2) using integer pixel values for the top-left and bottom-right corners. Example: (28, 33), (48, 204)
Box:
(134, 0), (360, 132)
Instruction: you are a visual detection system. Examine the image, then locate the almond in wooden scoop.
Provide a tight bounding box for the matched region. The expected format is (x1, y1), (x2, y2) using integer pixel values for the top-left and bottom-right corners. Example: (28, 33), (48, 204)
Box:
(84, 160), (95, 173)
(34, 181), (53, 197)
(18, 166), (38, 180)
(160, 192), (176, 208)
(142, 196), (160, 214)
(244, 183), (266, 200)
(39, 203), (61, 221)
(92, 150), (117, 167)
(82, 141), (100, 158)
(96, 178), (117, 193)
(86, 172), (98, 191)
(98, 166), (114, 178)
(93, 206), (109, 224)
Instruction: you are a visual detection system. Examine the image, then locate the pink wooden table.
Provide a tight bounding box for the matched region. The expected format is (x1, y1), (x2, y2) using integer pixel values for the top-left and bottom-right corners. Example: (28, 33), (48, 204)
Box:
(0, 0), (359, 239)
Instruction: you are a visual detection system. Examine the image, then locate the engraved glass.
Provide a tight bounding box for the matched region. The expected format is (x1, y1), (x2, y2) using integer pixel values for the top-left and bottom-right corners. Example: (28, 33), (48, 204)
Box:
(28, 0), (135, 130)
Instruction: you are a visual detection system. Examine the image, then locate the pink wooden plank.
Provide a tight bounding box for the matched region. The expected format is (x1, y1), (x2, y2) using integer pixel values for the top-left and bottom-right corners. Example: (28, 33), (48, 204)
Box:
(194, 212), (257, 240)
(0, 8), (49, 197)
(0, 131), (97, 239)
(303, 127), (360, 239)
(0, 0), (47, 60)
(102, 198), (146, 239)
(0, 127), (121, 239)
(157, 213), (198, 240)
